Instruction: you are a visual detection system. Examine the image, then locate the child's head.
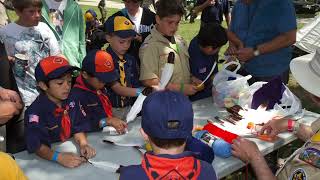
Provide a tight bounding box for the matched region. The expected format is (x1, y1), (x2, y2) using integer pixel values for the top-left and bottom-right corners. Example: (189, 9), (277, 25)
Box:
(123, 0), (142, 15)
(13, 0), (42, 27)
(155, 0), (184, 36)
(198, 23), (228, 55)
(35, 56), (78, 102)
(105, 16), (136, 56)
(141, 91), (194, 151)
(81, 50), (119, 90)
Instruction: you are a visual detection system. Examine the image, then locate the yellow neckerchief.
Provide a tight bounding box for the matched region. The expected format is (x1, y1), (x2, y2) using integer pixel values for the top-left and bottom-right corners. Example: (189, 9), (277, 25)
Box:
(118, 58), (127, 107)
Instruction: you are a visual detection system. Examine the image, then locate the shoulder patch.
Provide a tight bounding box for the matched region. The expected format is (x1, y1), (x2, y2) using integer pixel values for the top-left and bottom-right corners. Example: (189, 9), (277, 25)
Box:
(140, 42), (149, 49)
(69, 101), (75, 108)
(29, 114), (39, 123)
(290, 168), (307, 180)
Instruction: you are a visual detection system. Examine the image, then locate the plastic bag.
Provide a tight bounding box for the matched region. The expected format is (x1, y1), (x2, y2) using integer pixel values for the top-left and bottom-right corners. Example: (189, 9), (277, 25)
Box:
(273, 85), (304, 118)
(239, 81), (304, 118)
(238, 81), (267, 108)
(212, 61), (252, 107)
(212, 61), (243, 86)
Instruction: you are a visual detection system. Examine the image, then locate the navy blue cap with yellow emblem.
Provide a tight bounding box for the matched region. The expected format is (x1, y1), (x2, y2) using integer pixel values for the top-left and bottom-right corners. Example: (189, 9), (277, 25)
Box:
(104, 16), (137, 38)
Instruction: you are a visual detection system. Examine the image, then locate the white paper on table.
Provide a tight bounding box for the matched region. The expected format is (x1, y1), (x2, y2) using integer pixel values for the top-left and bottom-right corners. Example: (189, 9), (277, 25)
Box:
(214, 108), (277, 136)
(88, 159), (120, 172)
(52, 140), (79, 153)
(103, 119), (145, 147)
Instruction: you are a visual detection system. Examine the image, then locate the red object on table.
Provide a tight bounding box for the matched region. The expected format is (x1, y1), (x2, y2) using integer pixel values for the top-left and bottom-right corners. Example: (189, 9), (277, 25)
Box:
(203, 123), (239, 143)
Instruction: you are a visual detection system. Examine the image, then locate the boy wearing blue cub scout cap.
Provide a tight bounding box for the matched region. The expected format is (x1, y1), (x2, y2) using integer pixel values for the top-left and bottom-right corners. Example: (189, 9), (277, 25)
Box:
(68, 50), (128, 158)
(25, 56), (85, 168)
(104, 16), (143, 113)
(120, 91), (217, 180)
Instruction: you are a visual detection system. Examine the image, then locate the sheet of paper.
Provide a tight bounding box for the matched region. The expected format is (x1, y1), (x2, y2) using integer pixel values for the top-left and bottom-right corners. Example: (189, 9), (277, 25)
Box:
(103, 118), (145, 147)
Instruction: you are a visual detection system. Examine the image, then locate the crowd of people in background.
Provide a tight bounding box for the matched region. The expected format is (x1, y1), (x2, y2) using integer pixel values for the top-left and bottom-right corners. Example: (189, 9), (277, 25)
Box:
(0, 0), (320, 179)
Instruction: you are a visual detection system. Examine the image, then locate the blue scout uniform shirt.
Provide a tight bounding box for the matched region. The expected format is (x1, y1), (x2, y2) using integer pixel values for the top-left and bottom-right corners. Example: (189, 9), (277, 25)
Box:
(68, 78), (109, 133)
(230, 0), (297, 77)
(196, 0), (230, 24)
(120, 151), (217, 180)
(188, 37), (219, 101)
(24, 93), (67, 153)
(106, 46), (140, 108)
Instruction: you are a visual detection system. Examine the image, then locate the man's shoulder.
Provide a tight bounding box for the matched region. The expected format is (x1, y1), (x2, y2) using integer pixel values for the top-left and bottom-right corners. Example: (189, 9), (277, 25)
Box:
(120, 165), (149, 180)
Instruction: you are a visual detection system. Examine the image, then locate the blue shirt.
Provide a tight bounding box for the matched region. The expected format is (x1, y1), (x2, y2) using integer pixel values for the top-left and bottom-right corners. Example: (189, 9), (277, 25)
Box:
(188, 37), (219, 101)
(24, 94), (68, 153)
(230, 0), (297, 77)
(106, 46), (140, 108)
(120, 151), (217, 180)
(68, 77), (109, 133)
(196, 0), (230, 24)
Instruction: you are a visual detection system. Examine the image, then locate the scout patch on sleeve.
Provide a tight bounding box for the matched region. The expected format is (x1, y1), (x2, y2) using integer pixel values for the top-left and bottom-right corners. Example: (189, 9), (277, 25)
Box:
(298, 147), (320, 169)
(290, 168), (307, 180)
(29, 114), (39, 123)
(69, 101), (75, 108)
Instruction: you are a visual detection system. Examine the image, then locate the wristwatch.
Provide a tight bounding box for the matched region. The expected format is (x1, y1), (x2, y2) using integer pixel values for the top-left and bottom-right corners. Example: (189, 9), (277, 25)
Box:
(253, 46), (260, 57)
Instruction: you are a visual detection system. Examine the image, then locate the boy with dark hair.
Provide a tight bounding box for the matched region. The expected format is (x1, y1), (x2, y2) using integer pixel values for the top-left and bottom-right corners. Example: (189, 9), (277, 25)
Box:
(104, 16), (143, 111)
(120, 91), (217, 179)
(139, 0), (199, 96)
(189, 23), (228, 101)
(109, 0), (156, 64)
(25, 56), (85, 168)
(68, 50), (128, 156)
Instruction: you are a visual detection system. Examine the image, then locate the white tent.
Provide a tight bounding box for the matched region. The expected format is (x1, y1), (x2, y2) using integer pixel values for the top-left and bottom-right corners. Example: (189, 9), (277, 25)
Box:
(295, 15), (320, 53)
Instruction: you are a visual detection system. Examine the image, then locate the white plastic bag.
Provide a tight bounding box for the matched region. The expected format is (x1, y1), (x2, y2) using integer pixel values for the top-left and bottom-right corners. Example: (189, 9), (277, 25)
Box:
(212, 61), (243, 86)
(238, 81), (267, 108)
(212, 61), (251, 107)
(273, 85), (304, 118)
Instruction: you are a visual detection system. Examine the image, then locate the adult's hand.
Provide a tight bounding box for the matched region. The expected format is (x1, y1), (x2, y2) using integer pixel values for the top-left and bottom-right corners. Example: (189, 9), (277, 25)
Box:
(236, 47), (254, 62)
(231, 137), (262, 163)
(0, 88), (22, 103)
(259, 117), (288, 138)
(0, 101), (22, 124)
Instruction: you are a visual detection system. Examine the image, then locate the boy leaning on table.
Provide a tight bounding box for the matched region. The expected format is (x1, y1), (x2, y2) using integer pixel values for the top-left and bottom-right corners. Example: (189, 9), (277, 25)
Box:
(120, 91), (217, 180)
(231, 51), (320, 179)
(24, 56), (86, 168)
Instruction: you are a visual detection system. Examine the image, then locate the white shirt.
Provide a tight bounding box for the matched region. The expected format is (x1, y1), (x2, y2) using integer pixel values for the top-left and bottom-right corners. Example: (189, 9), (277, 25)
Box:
(128, 7), (143, 33)
(0, 22), (60, 106)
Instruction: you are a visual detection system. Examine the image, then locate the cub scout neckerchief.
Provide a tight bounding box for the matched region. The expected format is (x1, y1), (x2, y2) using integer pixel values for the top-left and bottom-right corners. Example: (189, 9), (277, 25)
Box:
(74, 75), (113, 118)
(141, 153), (201, 180)
(54, 105), (71, 142)
(118, 58), (127, 107)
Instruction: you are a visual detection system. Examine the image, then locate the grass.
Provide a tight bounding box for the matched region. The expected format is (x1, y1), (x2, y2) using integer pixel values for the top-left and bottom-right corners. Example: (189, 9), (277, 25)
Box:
(6, 5), (319, 113)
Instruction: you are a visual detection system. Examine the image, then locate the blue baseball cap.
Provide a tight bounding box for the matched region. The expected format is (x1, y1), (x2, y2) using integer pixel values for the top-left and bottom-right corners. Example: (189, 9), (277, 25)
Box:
(82, 50), (119, 83)
(142, 91), (194, 139)
(35, 56), (78, 82)
(104, 16), (137, 38)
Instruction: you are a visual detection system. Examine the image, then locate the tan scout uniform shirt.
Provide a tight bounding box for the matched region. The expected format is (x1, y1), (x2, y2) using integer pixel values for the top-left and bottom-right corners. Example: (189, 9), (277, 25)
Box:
(277, 120), (320, 180)
(139, 28), (191, 84)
